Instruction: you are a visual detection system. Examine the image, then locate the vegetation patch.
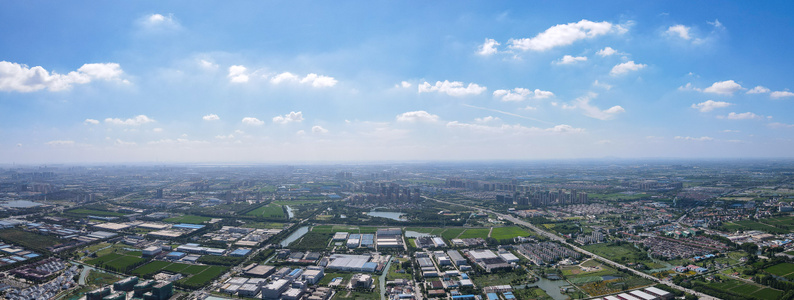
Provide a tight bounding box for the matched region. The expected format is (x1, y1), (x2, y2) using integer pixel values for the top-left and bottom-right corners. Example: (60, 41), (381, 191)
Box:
(491, 226), (531, 240)
(163, 215), (212, 224)
(0, 229), (63, 251)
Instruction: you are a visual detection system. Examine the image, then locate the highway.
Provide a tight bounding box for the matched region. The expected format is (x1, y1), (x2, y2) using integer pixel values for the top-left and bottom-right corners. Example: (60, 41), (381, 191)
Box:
(425, 197), (719, 300)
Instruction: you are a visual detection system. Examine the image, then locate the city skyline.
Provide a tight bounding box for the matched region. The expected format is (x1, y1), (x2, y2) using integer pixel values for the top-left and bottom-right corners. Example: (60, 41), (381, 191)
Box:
(2, 1), (794, 163)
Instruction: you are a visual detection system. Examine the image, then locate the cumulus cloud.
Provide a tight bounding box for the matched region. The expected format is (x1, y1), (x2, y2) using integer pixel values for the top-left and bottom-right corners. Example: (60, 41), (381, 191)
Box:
(703, 80), (743, 95)
(202, 114), (220, 121)
(691, 100), (733, 112)
(477, 38), (500, 56)
(418, 80), (486, 97)
(227, 65), (249, 83)
(610, 61), (646, 76)
(198, 59), (219, 70)
(556, 55), (587, 65)
(508, 19), (626, 51)
(140, 13), (180, 31)
(241, 117), (264, 126)
(771, 91), (794, 99)
(492, 88), (554, 101)
(84, 119), (100, 125)
(567, 93), (625, 120)
(718, 112), (762, 120)
(397, 81), (412, 88)
(273, 111), (304, 124)
(593, 80), (612, 90)
(105, 115), (155, 126)
(311, 125), (328, 134)
(675, 136), (713, 141)
(396, 111), (440, 123)
(596, 47), (618, 57)
(0, 61), (126, 92)
(746, 86), (770, 94)
(446, 121), (584, 134)
(270, 72), (337, 87)
(666, 24), (692, 40)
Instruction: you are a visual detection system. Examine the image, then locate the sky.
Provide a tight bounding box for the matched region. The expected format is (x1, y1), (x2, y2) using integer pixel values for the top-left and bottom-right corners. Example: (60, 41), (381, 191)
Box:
(2, 1), (794, 163)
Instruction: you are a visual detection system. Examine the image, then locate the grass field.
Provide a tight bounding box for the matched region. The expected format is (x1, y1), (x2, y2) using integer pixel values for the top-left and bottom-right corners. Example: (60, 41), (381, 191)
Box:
(273, 200), (326, 206)
(241, 222), (285, 229)
(163, 215), (212, 224)
(66, 208), (125, 217)
(765, 262), (794, 280)
(85, 252), (146, 272)
(458, 228), (491, 239)
(588, 192), (650, 201)
(246, 203), (286, 218)
(491, 226), (532, 240)
(133, 261), (227, 289)
(582, 243), (649, 264)
(0, 229), (62, 250)
(721, 220), (788, 234)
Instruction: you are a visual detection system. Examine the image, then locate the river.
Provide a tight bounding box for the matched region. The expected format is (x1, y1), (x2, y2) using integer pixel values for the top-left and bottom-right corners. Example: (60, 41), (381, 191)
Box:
(280, 226), (309, 247)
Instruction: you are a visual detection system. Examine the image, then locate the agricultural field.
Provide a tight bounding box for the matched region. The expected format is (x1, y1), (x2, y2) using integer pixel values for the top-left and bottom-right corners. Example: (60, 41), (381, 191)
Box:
(720, 220), (788, 234)
(587, 192), (650, 201)
(693, 275), (783, 300)
(246, 203), (286, 219)
(513, 287), (552, 300)
(312, 225), (378, 234)
(241, 222), (286, 229)
(0, 229), (63, 250)
(163, 215), (212, 224)
(576, 276), (654, 297)
(273, 200), (326, 206)
(289, 232), (333, 250)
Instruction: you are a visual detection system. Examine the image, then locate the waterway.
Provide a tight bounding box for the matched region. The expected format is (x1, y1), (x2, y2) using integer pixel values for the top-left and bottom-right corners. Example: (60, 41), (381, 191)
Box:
(0, 200), (43, 208)
(366, 211), (406, 221)
(285, 205), (294, 219)
(516, 276), (569, 300)
(379, 256), (393, 300)
(280, 226), (309, 247)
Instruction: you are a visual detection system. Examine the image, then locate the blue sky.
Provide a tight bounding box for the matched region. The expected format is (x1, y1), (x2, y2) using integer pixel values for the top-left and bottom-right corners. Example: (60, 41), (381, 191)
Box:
(2, 1), (794, 163)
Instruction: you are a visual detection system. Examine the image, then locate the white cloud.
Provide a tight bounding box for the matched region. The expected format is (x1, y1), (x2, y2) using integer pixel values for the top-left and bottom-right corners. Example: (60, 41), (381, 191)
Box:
(675, 136), (713, 141)
(46, 140), (75, 146)
(311, 125), (328, 134)
(477, 38), (500, 56)
(492, 88), (554, 101)
(396, 111), (440, 123)
(610, 61), (646, 76)
(508, 19), (626, 51)
(241, 117), (264, 126)
(270, 72), (299, 84)
(722, 129), (739, 133)
(104, 115), (155, 126)
(228, 65), (249, 83)
(556, 55), (587, 65)
(301, 73), (337, 88)
(153, 128), (163, 132)
(768, 122), (794, 129)
(215, 134), (234, 139)
(771, 90), (794, 99)
(141, 13), (180, 30)
(446, 121), (583, 134)
(398, 81), (412, 88)
(84, 119), (100, 125)
(596, 47), (618, 57)
(198, 59), (218, 70)
(296, 130), (306, 135)
(474, 116), (500, 124)
(568, 93), (625, 120)
(593, 80), (612, 90)
(270, 72), (337, 87)
(418, 80), (486, 97)
(718, 112), (762, 120)
(666, 24), (692, 40)
(0, 61), (125, 92)
(746, 86), (770, 94)
(202, 114), (220, 121)
(273, 111), (304, 124)
(115, 139), (137, 146)
(691, 100), (733, 112)
(703, 80), (743, 95)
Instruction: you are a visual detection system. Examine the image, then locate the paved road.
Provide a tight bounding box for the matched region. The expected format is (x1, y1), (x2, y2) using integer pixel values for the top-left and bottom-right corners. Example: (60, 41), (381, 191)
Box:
(425, 196), (719, 300)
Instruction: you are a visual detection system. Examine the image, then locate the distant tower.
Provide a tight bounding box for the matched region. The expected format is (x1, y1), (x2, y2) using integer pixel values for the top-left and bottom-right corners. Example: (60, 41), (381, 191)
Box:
(156, 189), (163, 199)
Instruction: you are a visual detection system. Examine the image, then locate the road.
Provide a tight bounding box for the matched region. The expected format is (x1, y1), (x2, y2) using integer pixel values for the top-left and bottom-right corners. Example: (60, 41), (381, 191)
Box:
(425, 196), (719, 300)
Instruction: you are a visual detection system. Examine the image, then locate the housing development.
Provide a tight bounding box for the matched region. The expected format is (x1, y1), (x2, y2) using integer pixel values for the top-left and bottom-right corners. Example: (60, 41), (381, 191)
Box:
(0, 161), (793, 300)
